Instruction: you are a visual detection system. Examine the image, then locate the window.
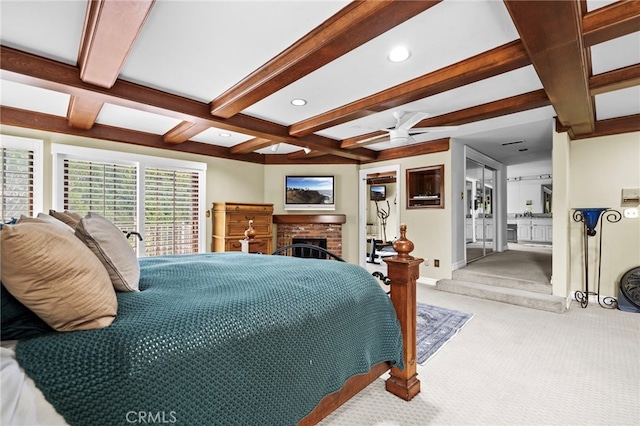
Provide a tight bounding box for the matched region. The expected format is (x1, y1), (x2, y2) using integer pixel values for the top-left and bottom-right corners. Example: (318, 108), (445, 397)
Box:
(1, 135), (43, 223)
(53, 144), (206, 256)
(144, 167), (199, 256)
(64, 159), (138, 234)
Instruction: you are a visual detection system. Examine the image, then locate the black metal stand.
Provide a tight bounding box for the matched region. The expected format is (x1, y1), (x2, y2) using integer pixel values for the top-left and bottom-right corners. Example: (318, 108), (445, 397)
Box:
(572, 208), (621, 308)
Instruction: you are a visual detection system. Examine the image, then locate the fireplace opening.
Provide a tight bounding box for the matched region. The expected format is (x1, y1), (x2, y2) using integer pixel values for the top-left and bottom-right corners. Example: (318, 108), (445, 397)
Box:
(291, 238), (328, 259)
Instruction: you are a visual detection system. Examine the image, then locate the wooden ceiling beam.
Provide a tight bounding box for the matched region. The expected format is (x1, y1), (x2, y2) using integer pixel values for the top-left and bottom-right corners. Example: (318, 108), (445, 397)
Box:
(163, 121), (210, 144)
(362, 138), (450, 164)
(68, 0), (154, 130)
(341, 132), (389, 149)
(589, 63), (640, 95)
(209, 1), (441, 118)
(229, 137), (273, 154)
(582, 0), (640, 47)
(414, 90), (551, 127)
(66, 96), (104, 130)
(505, 1), (594, 135)
(78, 0), (155, 88)
(286, 149), (324, 160)
(571, 113), (640, 139)
(0, 46), (376, 162)
(263, 153), (357, 165)
(0, 105), (267, 164)
(288, 40), (531, 137)
(341, 90), (551, 149)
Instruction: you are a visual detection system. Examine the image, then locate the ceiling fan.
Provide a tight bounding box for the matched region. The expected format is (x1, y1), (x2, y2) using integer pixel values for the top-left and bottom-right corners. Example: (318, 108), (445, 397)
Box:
(375, 111), (457, 144)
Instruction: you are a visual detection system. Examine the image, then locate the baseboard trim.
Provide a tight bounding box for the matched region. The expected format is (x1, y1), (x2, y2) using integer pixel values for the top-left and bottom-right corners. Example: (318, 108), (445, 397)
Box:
(452, 260), (466, 271)
(418, 277), (438, 287)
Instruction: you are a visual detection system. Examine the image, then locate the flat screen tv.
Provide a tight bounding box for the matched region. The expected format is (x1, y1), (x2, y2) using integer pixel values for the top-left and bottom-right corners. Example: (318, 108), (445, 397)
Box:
(370, 185), (386, 201)
(285, 176), (335, 210)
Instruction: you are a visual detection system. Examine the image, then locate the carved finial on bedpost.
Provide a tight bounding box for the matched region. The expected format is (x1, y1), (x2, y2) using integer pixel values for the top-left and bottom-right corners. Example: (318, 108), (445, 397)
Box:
(244, 220), (256, 240)
(393, 223), (414, 259)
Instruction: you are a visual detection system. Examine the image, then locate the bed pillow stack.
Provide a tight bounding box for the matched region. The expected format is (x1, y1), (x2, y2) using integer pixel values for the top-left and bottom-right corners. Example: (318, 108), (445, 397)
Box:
(0, 211), (140, 335)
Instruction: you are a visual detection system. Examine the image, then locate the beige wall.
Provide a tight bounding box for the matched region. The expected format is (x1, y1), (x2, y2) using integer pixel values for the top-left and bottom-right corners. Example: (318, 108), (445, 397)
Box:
(567, 132), (640, 298)
(263, 164), (360, 264)
(0, 125), (265, 251)
(360, 151), (453, 281)
(551, 131), (572, 298)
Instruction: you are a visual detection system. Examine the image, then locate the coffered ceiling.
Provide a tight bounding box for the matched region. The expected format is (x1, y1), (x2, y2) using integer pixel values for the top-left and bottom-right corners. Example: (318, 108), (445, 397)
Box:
(1, 0), (638, 166)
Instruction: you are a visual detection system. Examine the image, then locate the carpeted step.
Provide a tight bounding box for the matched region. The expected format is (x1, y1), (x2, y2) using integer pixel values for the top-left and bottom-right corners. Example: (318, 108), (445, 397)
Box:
(452, 269), (551, 295)
(435, 279), (566, 313)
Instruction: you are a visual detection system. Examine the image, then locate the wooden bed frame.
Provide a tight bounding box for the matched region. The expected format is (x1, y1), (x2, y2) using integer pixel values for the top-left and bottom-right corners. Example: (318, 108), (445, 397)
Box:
(299, 224), (422, 425)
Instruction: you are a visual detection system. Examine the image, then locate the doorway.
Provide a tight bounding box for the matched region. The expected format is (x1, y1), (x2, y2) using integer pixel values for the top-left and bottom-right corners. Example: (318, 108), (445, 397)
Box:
(465, 158), (496, 263)
(358, 165), (400, 269)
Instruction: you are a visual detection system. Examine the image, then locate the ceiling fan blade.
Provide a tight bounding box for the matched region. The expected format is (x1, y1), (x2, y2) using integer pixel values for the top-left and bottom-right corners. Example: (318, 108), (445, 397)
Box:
(396, 112), (430, 131)
(408, 126), (458, 134)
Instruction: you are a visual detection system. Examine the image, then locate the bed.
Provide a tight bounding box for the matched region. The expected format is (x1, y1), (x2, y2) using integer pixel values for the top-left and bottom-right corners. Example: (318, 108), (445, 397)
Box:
(1, 215), (421, 425)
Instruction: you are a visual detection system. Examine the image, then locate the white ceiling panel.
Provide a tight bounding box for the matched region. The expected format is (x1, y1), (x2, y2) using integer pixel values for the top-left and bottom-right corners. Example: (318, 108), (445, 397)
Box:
(590, 31), (640, 75)
(96, 104), (182, 135)
(595, 86), (640, 120)
(0, 0), (85, 65)
(586, 0), (619, 12)
(318, 66), (544, 140)
(0, 79), (70, 117)
(244, 0), (520, 124)
(119, 0), (349, 102)
(190, 127), (253, 147)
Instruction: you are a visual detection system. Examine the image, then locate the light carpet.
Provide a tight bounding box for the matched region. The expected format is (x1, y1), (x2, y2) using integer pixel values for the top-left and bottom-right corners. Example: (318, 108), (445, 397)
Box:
(416, 303), (473, 364)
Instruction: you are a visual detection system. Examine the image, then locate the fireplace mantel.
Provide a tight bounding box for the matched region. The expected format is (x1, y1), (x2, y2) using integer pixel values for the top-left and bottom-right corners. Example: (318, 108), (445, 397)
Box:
(273, 214), (346, 225)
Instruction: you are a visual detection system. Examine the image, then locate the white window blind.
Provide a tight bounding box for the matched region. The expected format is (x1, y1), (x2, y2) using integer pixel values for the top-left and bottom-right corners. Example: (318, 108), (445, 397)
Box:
(144, 167), (200, 256)
(1, 146), (35, 222)
(54, 144), (206, 256)
(63, 159), (138, 237)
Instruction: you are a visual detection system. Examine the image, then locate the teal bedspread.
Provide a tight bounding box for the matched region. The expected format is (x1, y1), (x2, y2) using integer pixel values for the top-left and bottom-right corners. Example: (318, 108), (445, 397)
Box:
(15, 253), (404, 425)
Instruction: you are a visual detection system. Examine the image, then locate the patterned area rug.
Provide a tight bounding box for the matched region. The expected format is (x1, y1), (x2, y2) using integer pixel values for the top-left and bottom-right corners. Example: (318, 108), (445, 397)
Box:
(417, 303), (473, 364)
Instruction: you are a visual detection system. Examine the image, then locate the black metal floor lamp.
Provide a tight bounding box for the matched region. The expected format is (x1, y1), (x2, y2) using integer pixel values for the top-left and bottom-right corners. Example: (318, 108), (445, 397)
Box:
(572, 208), (621, 308)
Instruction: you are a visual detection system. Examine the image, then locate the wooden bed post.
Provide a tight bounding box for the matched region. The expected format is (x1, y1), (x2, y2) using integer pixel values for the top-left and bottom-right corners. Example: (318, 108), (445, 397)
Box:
(384, 224), (422, 400)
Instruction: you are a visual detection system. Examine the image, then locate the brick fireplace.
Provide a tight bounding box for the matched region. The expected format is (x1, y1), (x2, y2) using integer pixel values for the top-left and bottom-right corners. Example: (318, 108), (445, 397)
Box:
(273, 214), (346, 257)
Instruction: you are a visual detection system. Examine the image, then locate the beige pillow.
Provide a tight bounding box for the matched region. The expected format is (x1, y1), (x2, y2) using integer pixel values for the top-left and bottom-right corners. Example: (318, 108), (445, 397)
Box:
(1, 221), (117, 331)
(49, 210), (83, 229)
(75, 212), (140, 292)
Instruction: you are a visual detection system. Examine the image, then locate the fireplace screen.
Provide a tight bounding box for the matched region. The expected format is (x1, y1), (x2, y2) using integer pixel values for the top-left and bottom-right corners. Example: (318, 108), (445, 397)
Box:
(291, 238), (328, 259)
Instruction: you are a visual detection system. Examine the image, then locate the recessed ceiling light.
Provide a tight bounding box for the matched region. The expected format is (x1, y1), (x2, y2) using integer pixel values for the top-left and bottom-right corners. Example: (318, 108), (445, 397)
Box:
(219, 132), (231, 137)
(519, 148), (529, 152)
(291, 99), (307, 106)
(388, 46), (411, 63)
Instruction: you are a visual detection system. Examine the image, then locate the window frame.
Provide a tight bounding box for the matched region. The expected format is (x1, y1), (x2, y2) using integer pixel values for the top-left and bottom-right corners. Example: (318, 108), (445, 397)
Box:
(51, 144), (207, 254)
(0, 134), (44, 220)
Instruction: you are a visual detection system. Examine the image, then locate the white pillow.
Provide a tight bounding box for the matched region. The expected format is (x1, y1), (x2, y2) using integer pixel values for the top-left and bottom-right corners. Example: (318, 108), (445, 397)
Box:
(75, 212), (140, 292)
(33, 213), (74, 232)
